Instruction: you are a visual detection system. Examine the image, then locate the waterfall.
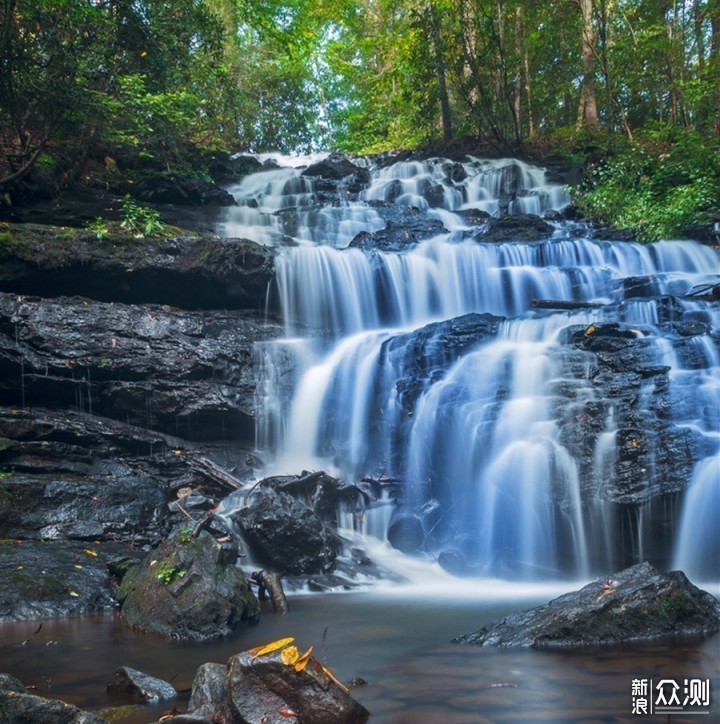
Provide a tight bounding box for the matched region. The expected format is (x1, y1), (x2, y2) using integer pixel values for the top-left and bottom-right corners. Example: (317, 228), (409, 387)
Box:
(224, 153), (720, 581)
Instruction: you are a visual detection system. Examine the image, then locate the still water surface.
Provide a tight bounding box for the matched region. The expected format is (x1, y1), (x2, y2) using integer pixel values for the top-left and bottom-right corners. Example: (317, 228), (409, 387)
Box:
(1, 581), (718, 723)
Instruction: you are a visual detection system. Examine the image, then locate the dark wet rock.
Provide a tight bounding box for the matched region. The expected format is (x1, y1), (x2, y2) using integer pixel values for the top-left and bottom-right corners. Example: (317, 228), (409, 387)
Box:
(623, 275), (660, 299)
(185, 646), (369, 724)
(475, 213), (554, 243)
(386, 512), (424, 553)
(454, 562), (720, 648)
(231, 487), (342, 575)
(455, 208), (491, 225)
(560, 322), (696, 505)
(423, 183), (447, 208)
(302, 155), (365, 181)
(385, 313), (505, 416)
(437, 549), (471, 576)
(0, 408), (184, 545)
(0, 680), (107, 723)
(128, 175), (236, 207)
(0, 225), (275, 310)
(350, 204), (446, 251)
(186, 663), (234, 722)
(0, 674), (27, 693)
(120, 528), (260, 640)
(106, 666), (176, 703)
(0, 539), (137, 622)
(441, 161), (468, 183)
(209, 154), (263, 184)
(0, 294), (283, 441)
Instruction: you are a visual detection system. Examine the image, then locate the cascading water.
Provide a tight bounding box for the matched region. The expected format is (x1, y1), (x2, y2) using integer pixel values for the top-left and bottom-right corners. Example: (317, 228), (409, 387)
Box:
(223, 154), (720, 582)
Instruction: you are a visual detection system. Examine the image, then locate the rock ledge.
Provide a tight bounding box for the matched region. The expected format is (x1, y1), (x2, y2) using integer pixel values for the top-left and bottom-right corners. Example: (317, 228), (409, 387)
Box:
(454, 562), (720, 648)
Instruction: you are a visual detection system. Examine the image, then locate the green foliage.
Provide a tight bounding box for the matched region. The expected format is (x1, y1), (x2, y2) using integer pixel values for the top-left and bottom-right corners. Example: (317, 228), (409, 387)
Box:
(156, 564), (187, 585)
(119, 196), (165, 238)
(86, 218), (108, 242)
(573, 128), (720, 242)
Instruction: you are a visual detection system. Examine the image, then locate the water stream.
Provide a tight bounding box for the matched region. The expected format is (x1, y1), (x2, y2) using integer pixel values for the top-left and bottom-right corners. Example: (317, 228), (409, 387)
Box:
(222, 153), (720, 583)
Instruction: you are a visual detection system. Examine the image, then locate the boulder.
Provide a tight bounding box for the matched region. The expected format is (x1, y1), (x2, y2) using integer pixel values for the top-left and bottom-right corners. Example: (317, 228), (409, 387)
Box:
(386, 512), (424, 553)
(0, 225), (275, 310)
(0, 294), (283, 441)
(185, 644), (369, 723)
(0, 680), (107, 723)
(120, 528), (260, 640)
(301, 155), (365, 181)
(475, 213), (554, 243)
(349, 204), (446, 251)
(231, 487), (342, 575)
(106, 666), (176, 703)
(454, 562), (720, 648)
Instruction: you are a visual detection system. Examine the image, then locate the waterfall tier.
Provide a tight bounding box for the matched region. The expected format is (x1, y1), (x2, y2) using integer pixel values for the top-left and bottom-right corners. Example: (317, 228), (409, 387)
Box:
(223, 153), (719, 582)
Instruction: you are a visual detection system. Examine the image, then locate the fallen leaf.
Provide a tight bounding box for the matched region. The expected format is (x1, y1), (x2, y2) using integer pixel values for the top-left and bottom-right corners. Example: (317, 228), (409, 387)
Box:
(281, 645), (299, 665)
(278, 709), (297, 718)
(249, 637), (295, 659)
(83, 549), (98, 557)
(585, 324), (596, 335)
(314, 658), (349, 693)
(69, 591), (79, 597)
(74, 564), (82, 569)
(294, 645), (313, 672)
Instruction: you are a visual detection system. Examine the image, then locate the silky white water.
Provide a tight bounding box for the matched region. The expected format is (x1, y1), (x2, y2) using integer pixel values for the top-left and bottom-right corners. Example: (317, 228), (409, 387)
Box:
(222, 153), (720, 582)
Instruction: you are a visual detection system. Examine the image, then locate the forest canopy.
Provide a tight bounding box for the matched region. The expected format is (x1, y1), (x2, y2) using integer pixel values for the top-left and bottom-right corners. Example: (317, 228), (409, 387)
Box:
(1, 0), (719, 238)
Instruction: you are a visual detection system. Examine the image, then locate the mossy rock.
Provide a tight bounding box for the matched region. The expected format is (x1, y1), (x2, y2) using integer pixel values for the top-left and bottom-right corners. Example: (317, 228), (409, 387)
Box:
(121, 527), (260, 640)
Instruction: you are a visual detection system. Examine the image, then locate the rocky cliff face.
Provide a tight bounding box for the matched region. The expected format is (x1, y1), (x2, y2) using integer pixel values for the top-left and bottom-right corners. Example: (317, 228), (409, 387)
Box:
(0, 225), (281, 621)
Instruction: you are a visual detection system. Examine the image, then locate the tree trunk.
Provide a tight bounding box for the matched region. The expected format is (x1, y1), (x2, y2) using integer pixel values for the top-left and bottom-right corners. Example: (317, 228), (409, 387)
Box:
(428, 2), (453, 143)
(578, 0), (600, 129)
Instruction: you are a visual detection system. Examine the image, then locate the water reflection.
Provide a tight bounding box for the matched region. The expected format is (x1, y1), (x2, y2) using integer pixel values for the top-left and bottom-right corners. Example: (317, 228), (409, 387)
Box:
(1, 589), (717, 722)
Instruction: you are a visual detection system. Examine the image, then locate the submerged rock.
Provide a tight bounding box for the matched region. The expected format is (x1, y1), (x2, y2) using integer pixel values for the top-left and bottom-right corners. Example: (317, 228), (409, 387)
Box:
(185, 644), (369, 723)
(106, 666), (176, 704)
(120, 528), (260, 640)
(454, 562), (720, 648)
(0, 673), (107, 722)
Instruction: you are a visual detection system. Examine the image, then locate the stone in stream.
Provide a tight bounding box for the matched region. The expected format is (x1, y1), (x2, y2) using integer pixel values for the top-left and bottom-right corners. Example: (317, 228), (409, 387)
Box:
(231, 486), (343, 575)
(106, 666), (176, 703)
(120, 527), (260, 641)
(0, 673), (107, 723)
(183, 645), (369, 724)
(454, 562), (720, 648)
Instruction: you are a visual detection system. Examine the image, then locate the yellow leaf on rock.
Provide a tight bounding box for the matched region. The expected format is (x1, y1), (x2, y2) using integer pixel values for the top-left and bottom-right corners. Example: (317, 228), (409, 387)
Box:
(84, 549), (98, 557)
(281, 645), (299, 665)
(249, 637), (295, 659)
(585, 324), (596, 335)
(294, 646), (313, 672)
(315, 659), (350, 693)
